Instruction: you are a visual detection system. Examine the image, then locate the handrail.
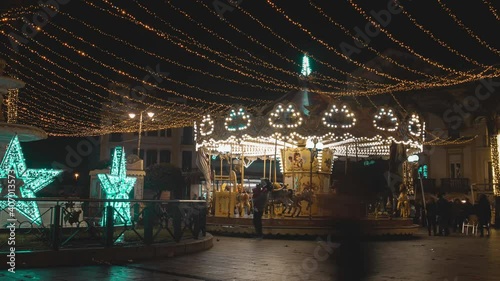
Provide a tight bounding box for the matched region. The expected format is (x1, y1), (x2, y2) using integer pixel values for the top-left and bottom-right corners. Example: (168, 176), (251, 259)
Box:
(0, 199), (207, 251)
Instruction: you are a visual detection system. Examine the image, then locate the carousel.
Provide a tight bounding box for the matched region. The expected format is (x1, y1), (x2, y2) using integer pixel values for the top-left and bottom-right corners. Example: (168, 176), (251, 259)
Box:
(194, 55), (423, 236)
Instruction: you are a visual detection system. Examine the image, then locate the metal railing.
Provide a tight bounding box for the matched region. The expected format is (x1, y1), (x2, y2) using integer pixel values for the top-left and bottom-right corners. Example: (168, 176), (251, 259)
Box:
(0, 198), (206, 252)
(441, 178), (470, 193)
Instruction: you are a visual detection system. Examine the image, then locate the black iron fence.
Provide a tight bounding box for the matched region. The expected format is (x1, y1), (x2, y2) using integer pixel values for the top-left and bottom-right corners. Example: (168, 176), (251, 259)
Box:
(0, 198), (206, 252)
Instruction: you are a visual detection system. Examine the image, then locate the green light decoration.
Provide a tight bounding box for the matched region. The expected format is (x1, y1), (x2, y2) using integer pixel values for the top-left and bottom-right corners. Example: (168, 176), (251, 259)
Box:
(301, 54), (311, 77)
(0, 135), (63, 225)
(97, 146), (136, 226)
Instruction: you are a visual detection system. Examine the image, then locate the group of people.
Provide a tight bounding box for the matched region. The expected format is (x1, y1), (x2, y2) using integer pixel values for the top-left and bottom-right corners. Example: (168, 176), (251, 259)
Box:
(425, 193), (491, 237)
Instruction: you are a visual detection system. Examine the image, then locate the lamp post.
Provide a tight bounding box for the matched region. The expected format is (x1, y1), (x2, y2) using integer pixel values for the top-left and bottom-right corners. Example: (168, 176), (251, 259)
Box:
(306, 138), (323, 190)
(73, 172), (79, 195)
(129, 111), (154, 157)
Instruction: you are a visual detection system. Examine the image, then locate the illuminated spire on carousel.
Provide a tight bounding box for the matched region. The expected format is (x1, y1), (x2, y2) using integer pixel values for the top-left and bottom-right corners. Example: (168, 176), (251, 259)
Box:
(301, 53), (312, 77)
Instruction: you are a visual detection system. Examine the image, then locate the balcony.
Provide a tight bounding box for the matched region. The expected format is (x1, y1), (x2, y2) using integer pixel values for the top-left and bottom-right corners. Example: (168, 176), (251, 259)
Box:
(440, 178), (470, 193)
(415, 178), (471, 194)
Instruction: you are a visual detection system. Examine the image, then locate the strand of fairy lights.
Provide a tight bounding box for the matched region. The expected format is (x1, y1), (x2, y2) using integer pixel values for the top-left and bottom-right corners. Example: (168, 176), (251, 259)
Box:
(84, 1), (297, 92)
(267, 0), (424, 84)
(436, 0), (500, 56)
(14, 21), (231, 112)
(99, 0), (297, 90)
(139, 0), (307, 90)
(41, 21), (271, 106)
(52, 10), (289, 95)
(347, 0), (486, 78)
(308, 0), (442, 80)
(1, 35), (183, 117)
(265, 1), (498, 91)
(396, 1), (490, 68)
(2, 50), (142, 121)
(3, 58), (126, 121)
(197, 0), (388, 88)
(93, 0), (418, 95)
(165, 0), (366, 91)
(163, 0), (298, 73)
(85, 1), (294, 91)
(481, 0), (500, 21)
(4, 27), (219, 117)
(3, 42), (244, 136)
(35, 2), (496, 97)
(1, 38), (211, 133)
(2, 48), (139, 118)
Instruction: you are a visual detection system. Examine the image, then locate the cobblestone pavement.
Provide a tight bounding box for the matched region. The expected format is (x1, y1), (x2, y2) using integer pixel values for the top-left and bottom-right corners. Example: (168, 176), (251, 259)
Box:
(2, 228), (499, 281)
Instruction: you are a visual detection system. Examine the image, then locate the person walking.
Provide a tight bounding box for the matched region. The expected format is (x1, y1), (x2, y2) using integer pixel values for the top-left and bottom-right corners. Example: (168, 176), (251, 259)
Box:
(436, 193), (450, 236)
(476, 194), (491, 237)
(426, 197), (438, 236)
(450, 198), (464, 233)
(251, 181), (268, 239)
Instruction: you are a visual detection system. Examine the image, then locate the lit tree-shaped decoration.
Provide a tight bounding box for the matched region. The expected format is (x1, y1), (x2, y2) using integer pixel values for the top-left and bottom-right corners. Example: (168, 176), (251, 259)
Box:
(373, 107), (399, 132)
(301, 54), (311, 77)
(98, 146), (136, 226)
(224, 107), (251, 132)
(407, 113), (422, 137)
(322, 104), (356, 129)
(0, 135), (62, 225)
(268, 104), (303, 129)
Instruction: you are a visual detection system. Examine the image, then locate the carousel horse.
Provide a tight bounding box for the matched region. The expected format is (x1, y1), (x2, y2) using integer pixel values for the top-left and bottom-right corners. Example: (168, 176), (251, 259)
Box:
(235, 185), (252, 217)
(397, 184), (411, 218)
(290, 188), (315, 218)
(266, 184), (294, 217)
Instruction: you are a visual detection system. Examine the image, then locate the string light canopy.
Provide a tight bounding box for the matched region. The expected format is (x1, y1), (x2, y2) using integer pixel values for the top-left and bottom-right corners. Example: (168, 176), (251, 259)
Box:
(0, 1), (499, 136)
(0, 135), (63, 225)
(195, 54), (423, 160)
(97, 146), (136, 226)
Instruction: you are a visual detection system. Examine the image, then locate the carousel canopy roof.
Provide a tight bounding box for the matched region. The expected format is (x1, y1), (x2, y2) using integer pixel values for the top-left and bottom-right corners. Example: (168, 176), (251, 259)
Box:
(195, 55), (423, 158)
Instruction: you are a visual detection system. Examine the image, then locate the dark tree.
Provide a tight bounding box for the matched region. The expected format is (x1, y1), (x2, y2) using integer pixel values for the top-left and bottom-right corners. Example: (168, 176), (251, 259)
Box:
(144, 163), (183, 199)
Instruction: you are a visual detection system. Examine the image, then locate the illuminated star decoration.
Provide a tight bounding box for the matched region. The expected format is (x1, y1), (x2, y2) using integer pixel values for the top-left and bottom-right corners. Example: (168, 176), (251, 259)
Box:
(98, 146), (136, 226)
(0, 135), (63, 225)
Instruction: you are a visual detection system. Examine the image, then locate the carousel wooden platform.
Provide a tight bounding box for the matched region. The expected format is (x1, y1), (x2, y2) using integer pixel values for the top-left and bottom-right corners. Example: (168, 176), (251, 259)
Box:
(207, 216), (419, 236)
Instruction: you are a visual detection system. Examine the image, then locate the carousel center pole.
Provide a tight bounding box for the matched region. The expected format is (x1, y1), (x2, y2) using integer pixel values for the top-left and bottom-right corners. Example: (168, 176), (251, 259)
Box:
(269, 154), (272, 181)
(274, 138), (278, 183)
(241, 151), (245, 190)
(263, 154), (266, 179)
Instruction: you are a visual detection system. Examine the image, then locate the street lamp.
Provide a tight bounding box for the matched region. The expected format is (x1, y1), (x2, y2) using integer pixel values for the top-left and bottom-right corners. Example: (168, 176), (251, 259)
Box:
(306, 138), (323, 190)
(73, 172), (79, 195)
(129, 111), (155, 156)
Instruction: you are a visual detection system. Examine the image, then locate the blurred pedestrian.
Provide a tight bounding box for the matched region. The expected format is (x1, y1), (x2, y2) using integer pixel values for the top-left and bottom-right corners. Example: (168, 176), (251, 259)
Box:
(450, 198), (464, 232)
(251, 182), (268, 239)
(476, 194), (491, 237)
(426, 197), (437, 236)
(436, 193), (450, 236)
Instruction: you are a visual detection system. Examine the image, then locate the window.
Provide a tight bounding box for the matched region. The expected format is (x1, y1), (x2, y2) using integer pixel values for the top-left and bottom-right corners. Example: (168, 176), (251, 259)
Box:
(159, 150), (171, 163)
(182, 127), (193, 144)
(160, 130), (166, 137)
(166, 128), (172, 137)
(448, 154), (462, 178)
(182, 151), (192, 171)
(146, 149), (158, 167)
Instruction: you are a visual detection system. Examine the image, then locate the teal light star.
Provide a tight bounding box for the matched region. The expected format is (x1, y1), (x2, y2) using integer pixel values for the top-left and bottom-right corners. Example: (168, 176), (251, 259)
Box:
(0, 135), (62, 225)
(98, 146), (136, 226)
